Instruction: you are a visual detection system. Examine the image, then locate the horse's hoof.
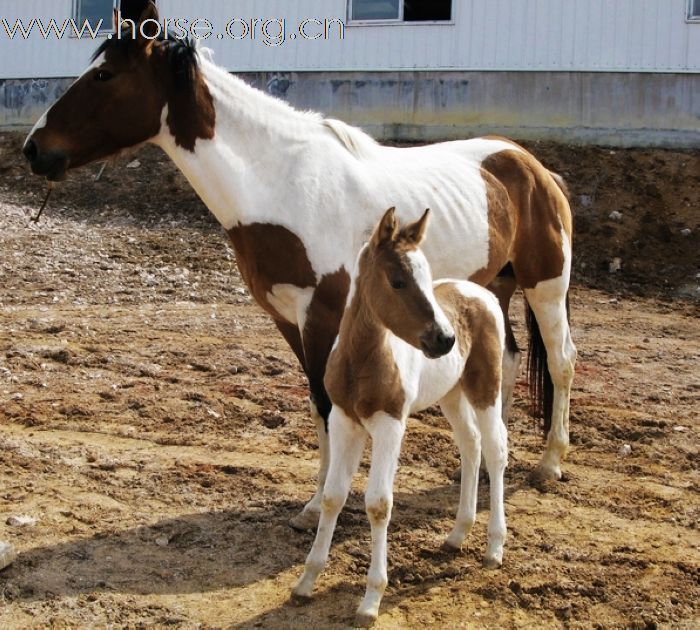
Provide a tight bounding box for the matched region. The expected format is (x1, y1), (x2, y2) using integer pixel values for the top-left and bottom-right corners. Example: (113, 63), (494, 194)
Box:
(355, 612), (378, 628)
(289, 510), (320, 531)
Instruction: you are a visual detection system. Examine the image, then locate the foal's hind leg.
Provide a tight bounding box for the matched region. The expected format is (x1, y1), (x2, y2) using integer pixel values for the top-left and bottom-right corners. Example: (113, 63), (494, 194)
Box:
(293, 408), (366, 598)
(524, 273), (577, 481)
(439, 388), (481, 550)
(474, 399), (508, 568)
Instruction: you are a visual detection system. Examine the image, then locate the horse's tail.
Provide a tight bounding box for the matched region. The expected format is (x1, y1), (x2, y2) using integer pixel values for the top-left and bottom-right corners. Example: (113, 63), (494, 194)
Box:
(524, 298), (556, 436)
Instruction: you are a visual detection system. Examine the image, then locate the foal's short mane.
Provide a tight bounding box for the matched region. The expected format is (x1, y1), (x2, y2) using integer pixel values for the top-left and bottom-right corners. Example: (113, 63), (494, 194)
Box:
(92, 35), (200, 91)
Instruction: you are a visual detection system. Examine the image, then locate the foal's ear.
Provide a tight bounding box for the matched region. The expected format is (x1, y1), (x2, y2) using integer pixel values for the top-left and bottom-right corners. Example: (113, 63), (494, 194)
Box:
(401, 209), (431, 246)
(115, 0), (160, 41)
(371, 207), (399, 247)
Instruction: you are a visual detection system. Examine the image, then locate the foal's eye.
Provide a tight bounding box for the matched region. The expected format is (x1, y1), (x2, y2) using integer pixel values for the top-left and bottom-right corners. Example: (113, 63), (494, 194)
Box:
(391, 279), (407, 290)
(94, 69), (114, 82)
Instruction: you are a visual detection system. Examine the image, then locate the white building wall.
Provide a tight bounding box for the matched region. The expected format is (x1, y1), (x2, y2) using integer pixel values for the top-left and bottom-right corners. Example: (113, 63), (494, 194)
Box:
(0, 0), (699, 79)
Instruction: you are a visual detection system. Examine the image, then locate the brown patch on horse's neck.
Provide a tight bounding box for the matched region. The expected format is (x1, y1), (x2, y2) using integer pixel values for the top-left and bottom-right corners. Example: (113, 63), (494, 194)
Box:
(155, 47), (215, 151)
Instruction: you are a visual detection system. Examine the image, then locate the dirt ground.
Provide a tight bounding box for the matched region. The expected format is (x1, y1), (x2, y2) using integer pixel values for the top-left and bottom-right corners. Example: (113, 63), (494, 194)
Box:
(0, 131), (698, 629)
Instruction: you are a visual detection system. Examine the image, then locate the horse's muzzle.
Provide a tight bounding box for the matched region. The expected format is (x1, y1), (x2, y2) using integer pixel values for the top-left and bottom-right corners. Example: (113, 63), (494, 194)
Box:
(23, 140), (68, 181)
(420, 328), (456, 359)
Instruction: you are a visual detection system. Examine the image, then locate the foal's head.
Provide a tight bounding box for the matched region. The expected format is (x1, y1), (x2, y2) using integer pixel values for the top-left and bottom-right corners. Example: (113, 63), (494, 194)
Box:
(359, 208), (456, 359)
(23, 0), (214, 180)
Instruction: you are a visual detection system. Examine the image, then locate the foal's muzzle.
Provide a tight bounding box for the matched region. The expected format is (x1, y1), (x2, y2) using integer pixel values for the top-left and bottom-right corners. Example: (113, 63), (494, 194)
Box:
(23, 139), (68, 181)
(420, 327), (456, 359)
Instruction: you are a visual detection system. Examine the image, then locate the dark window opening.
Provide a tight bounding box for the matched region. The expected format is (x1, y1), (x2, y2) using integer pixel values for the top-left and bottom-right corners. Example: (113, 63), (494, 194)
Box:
(404, 0), (452, 22)
(351, 0), (452, 22)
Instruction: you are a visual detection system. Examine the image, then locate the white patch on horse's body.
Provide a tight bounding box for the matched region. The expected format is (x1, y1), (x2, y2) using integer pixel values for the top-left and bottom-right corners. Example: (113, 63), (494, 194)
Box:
(155, 57), (517, 284)
(266, 284), (315, 328)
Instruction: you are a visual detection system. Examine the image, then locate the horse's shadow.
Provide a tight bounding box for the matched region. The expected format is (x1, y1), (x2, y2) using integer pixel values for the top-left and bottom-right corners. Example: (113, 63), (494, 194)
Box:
(2, 473), (531, 624)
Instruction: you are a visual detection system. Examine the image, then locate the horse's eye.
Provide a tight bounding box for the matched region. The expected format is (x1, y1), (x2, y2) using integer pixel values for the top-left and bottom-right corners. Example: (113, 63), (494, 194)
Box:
(95, 69), (114, 82)
(391, 279), (407, 290)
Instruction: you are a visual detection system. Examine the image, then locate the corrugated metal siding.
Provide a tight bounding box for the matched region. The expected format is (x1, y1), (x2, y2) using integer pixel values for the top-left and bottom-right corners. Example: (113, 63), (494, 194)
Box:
(0, 0), (698, 78)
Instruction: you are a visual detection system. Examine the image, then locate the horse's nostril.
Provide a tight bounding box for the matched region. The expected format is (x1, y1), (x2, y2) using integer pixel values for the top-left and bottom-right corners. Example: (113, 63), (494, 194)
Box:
(23, 139), (38, 163)
(436, 332), (455, 352)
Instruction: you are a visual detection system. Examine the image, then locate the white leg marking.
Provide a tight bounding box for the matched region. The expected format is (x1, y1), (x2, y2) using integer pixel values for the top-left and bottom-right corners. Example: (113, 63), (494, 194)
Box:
(524, 233), (577, 480)
(439, 388), (481, 550)
(475, 400), (508, 568)
(290, 400), (330, 530)
(356, 414), (405, 626)
(293, 408), (366, 598)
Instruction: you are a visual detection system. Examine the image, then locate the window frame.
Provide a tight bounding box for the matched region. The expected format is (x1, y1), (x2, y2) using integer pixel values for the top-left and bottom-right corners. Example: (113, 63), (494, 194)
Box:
(347, 0), (454, 27)
(72, 0), (116, 36)
(688, 0), (700, 22)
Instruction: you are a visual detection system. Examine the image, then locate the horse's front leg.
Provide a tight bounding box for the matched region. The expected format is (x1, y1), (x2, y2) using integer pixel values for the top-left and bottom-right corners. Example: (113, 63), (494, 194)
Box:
(290, 400), (330, 530)
(290, 279), (349, 530)
(357, 414), (406, 627)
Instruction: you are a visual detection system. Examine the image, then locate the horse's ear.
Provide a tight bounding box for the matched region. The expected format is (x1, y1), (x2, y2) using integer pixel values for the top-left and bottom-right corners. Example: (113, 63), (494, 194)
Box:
(115, 0), (160, 41)
(401, 209), (431, 245)
(371, 207), (398, 248)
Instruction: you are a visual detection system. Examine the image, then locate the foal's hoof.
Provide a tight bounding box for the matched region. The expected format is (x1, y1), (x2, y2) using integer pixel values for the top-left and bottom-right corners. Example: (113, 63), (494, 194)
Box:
(289, 509), (320, 531)
(355, 612), (378, 628)
(482, 555), (503, 570)
(531, 464), (562, 485)
(290, 590), (312, 605)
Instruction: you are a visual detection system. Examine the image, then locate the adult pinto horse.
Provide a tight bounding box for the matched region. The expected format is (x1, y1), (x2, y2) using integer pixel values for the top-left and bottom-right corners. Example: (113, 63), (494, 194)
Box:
(23, 1), (576, 529)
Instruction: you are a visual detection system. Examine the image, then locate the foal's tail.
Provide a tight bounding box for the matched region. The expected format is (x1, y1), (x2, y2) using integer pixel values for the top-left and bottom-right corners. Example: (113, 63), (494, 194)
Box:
(526, 292), (570, 435)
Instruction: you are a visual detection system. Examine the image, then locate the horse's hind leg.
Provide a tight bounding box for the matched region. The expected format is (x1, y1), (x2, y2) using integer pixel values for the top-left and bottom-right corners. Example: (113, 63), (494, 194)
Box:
(489, 267), (521, 422)
(524, 271), (577, 481)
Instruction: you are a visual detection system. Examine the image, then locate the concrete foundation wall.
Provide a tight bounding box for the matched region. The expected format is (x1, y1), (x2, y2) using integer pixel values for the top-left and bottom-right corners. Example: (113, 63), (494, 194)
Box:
(2, 71), (698, 148)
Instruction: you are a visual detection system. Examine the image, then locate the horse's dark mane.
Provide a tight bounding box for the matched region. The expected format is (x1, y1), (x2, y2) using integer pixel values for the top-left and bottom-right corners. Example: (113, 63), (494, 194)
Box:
(92, 35), (199, 91)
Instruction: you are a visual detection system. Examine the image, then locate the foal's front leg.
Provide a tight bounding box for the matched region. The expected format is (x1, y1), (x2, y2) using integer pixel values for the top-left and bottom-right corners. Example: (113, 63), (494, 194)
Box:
(357, 413), (406, 627)
(292, 408), (366, 598)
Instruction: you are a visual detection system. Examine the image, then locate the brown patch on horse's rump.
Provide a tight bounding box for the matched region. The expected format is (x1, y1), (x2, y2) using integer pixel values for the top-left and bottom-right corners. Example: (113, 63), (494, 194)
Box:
(435, 284), (502, 410)
(481, 149), (572, 289)
(227, 223), (316, 320)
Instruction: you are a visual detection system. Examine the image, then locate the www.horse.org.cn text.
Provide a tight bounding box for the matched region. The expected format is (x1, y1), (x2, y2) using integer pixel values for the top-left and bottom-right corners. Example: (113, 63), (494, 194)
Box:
(1, 16), (347, 47)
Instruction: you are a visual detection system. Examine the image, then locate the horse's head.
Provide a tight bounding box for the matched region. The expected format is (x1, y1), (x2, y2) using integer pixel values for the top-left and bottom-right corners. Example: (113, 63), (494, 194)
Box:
(361, 207), (456, 359)
(23, 0), (214, 181)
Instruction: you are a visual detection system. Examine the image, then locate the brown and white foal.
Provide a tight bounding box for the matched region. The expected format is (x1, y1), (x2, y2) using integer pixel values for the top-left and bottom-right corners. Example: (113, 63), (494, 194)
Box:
(292, 208), (508, 626)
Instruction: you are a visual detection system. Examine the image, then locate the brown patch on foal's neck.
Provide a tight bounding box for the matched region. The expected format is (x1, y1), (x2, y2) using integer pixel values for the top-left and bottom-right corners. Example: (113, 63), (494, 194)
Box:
(324, 255), (406, 422)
